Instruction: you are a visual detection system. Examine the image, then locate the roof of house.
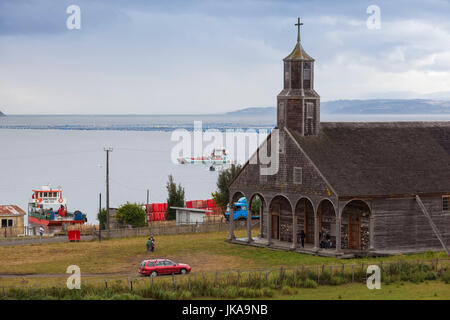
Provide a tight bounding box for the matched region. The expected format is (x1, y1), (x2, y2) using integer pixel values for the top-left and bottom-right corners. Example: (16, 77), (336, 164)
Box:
(0, 205), (26, 216)
(289, 121), (450, 197)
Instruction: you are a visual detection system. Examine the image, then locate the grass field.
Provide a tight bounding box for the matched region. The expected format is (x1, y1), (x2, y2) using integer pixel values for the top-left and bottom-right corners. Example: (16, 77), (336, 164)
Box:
(0, 228), (447, 277)
(265, 281), (450, 300)
(0, 228), (449, 299)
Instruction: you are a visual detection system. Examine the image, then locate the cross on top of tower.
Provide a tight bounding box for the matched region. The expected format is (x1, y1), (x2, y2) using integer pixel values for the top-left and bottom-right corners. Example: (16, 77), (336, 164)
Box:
(295, 17), (303, 43)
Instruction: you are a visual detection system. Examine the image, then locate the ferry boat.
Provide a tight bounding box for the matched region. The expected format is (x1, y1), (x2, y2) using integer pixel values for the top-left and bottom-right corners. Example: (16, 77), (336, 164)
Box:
(27, 186), (87, 234)
(177, 148), (230, 165)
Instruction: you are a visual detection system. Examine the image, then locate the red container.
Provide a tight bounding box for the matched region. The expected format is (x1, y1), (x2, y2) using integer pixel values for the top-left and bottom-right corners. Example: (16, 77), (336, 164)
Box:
(186, 201), (192, 208)
(207, 199), (213, 208)
(68, 230), (80, 242)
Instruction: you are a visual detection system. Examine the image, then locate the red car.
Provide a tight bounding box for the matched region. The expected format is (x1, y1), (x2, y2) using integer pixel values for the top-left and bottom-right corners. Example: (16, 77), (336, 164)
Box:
(138, 258), (191, 277)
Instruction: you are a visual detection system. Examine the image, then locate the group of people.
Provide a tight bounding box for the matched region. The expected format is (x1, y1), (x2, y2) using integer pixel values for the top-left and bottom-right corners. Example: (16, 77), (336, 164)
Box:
(297, 230), (333, 249)
(146, 236), (155, 252)
(320, 231), (333, 249)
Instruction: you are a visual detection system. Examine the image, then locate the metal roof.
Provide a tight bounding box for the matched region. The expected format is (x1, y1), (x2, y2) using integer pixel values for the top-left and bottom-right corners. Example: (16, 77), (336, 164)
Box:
(0, 205), (26, 216)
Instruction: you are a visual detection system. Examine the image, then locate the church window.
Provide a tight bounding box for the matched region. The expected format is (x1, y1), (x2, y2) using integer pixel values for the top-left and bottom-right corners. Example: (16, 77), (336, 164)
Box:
(279, 133), (285, 154)
(306, 102), (314, 119)
(278, 101), (285, 122)
(260, 165), (267, 183)
(303, 62), (311, 80)
(443, 196), (449, 211)
(293, 167), (302, 184)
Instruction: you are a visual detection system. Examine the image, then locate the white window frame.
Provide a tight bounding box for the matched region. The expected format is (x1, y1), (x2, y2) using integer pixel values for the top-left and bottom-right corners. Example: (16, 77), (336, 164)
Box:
(443, 196), (450, 212)
(293, 167), (302, 185)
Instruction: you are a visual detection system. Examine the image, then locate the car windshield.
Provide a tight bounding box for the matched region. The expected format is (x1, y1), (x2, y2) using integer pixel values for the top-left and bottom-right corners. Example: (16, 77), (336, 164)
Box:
(141, 261), (146, 267)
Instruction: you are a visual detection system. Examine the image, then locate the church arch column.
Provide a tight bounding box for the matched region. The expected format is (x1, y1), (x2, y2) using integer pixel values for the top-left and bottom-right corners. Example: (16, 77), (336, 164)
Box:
(291, 204), (298, 250)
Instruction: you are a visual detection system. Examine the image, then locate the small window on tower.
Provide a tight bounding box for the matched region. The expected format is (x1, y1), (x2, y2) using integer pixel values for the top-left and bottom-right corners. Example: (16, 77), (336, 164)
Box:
(306, 102), (314, 119)
(303, 62), (311, 80)
(278, 101), (285, 122)
(443, 196), (450, 211)
(278, 133), (285, 154)
(285, 62), (290, 82)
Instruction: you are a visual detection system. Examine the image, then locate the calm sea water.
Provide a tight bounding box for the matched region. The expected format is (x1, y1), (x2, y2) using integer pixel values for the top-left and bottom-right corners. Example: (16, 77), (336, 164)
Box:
(1, 113), (448, 223)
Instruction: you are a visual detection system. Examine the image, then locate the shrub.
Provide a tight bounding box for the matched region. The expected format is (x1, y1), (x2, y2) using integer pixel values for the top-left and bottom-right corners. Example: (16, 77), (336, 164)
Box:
(281, 286), (297, 295)
(262, 287), (274, 297)
(302, 278), (318, 289)
(115, 203), (146, 227)
(439, 269), (450, 284)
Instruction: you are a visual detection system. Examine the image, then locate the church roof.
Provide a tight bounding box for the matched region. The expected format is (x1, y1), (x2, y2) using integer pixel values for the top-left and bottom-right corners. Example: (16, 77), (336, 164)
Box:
(288, 121), (450, 197)
(284, 42), (314, 61)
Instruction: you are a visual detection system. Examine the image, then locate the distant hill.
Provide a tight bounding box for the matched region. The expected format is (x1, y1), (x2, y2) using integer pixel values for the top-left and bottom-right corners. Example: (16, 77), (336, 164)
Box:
(225, 107), (276, 116)
(0, 110), (5, 116)
(226, 99), (450, 116)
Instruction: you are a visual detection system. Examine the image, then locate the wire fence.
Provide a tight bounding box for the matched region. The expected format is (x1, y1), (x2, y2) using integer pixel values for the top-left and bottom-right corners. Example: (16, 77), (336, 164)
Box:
(93, 220), (255, 240)
(1, 258), (449, 293)
(0, 220), (257, 244)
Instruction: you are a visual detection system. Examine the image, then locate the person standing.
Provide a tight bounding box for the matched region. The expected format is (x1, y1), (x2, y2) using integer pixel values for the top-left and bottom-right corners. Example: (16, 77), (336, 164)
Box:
(39, 226), (44, 237)
(300, 230), (306, 248)
(146, 237), (151, 252)
(150, 236), (155, 252)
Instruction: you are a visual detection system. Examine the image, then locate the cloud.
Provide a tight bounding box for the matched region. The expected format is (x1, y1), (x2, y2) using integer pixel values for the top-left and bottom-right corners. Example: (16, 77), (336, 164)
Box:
(1, 0), (450, 113)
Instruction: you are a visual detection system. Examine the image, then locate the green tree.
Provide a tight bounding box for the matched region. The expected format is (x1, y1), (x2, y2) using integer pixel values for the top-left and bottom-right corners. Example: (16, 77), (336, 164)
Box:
(166, 174), (185, 220)
(115, 203), (146, 227)
(212, 164), (243, 213)
(97, 208), (107, 230)
(250, 196), (261, 216)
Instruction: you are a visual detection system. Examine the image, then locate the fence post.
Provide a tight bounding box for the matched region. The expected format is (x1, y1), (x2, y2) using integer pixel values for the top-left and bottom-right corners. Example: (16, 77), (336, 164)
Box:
(188, 273), (191, 290)
(351, 265), (354, 283)
(317, 266), (320, 285)
(214, 272), (218, 287)
(105, 280), (108, 289)
(172, 274), (176, 289)
(294, 268), (297, 286)
(237, 270), (240, 287)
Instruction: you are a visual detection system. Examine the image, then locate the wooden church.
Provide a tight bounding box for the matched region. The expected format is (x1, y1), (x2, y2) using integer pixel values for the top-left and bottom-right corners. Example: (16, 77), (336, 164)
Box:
(228, 18), (450, 257)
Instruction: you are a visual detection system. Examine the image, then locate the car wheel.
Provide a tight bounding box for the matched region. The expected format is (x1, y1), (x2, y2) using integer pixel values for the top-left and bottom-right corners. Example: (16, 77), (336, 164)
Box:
(180, 268), (187, 275)
(150, 271), (158, 277)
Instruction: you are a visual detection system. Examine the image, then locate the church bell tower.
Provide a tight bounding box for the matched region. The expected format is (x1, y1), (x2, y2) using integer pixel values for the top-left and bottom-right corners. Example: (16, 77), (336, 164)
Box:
(277, 18), (320, 136)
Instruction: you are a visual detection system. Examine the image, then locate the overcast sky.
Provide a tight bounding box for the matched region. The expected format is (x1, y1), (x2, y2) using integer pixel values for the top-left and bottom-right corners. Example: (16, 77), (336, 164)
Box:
(1, 0), (450, 114)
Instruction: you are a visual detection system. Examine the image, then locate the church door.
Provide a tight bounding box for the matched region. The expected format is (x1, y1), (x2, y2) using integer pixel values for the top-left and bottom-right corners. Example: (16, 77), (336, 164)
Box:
(305, 211), (314, 243)
(348, 214), (361, 250)
(271, 204), (280, 240)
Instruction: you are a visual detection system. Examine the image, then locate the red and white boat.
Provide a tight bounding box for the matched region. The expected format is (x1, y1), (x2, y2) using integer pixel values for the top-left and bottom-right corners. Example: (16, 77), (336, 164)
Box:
(27, 186), (86, 234)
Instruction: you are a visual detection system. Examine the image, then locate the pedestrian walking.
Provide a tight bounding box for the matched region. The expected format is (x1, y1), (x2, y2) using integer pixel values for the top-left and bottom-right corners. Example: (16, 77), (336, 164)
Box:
(300, 230), (306, 248)
(146, 237), (151, 252)
(150, 236), (155, 252)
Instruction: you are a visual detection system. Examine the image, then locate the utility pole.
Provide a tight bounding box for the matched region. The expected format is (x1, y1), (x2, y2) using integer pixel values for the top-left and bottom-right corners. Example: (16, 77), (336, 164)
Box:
(98, 193), (102, 242)
(146, 189), (150, 226)
(104, 147), (113, 232)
